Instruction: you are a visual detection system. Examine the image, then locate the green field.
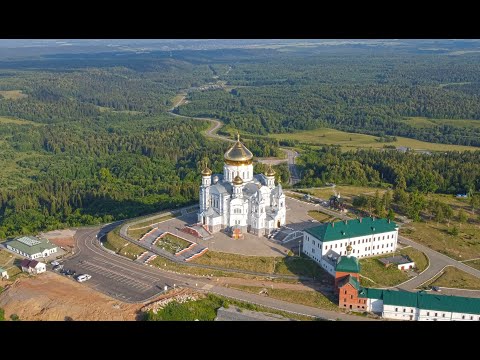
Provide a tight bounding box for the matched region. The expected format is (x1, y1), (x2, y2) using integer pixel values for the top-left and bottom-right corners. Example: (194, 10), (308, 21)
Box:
(0, 90), (27, 100)
(227, 284), (337, 310)
(0, 116), (40, 126)
(191, 250), (329, 279)
(400, 214), (480, 261)
(270, 127), (478, 151)
(426, 266), (480, 290)
(127, 228), (150, 240)
(305, 185), (389, 203)
(403, 116), (480, 129)
(359, 256), (410, 287)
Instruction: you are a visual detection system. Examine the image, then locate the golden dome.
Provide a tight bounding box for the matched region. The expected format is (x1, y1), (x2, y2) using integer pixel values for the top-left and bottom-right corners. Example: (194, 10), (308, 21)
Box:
(265, 164), (276, 177)
(224, 134), (253, 165)
(346, 244), (353, 252)
(233, 174), (244, 186)
(201, 165), (212, 176)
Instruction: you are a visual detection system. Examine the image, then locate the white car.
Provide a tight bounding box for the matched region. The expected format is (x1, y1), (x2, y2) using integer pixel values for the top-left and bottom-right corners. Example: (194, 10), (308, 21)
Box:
(76, 274), (92, 282)
(51, 260), (60, 266)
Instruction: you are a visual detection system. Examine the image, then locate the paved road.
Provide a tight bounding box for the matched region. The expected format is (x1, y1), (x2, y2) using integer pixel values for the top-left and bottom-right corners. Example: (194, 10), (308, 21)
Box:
(286, 190), (480, 292)
(167, 92), (300, 184)
(63, 226), (179, 302)
(397, 235), (480, 291)
(63, 225), (375, 320)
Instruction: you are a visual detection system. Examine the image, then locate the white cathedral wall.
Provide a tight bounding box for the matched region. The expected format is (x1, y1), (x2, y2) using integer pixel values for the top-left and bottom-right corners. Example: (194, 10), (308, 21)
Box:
(223, 163), (254, 182)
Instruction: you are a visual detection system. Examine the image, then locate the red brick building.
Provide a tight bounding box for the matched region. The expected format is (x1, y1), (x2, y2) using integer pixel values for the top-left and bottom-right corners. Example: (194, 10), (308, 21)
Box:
(336, 244), (366, 310)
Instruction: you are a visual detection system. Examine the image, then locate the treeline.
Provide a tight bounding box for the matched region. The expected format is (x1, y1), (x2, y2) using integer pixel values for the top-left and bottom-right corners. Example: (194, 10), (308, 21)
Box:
(175, 52), (480, 146)
(297, 146), (480, 194)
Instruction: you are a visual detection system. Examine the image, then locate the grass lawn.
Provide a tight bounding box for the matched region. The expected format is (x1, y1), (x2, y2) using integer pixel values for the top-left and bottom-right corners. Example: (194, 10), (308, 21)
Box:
(426, 266), (480, 290)
(0, 90), (27, 100)
(154, 233), (191, 255)
(400, 220), (480, 261)
(305, 185), (389, 203)
(103, 227), (145, 260)
(227, 284), (337, 311)
(127, 228), (150, 240)
(146, 293), (313, 321)
(359, 256), (410, 287)
(128, 214), (176, 230)
(464, 259), (480, 271)
(0, 249), (16, 268)
(270, 127), (478, 152)
(398, 247), (429, 273)
(307, 210), (337, 222)
(191, 250), (329, 279)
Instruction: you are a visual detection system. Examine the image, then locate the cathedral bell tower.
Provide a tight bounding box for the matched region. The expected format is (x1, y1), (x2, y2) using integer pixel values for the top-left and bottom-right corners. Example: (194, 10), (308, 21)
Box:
(265, 164), (276, 189)
(232, 173), (244, 198)
(199, 164), (212, 212)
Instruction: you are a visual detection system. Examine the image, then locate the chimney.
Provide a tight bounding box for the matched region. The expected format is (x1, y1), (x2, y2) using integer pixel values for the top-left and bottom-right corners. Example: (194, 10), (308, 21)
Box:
(344, 220), (348, 225)
(332, 222), (334, 228)
(388, 219), (391, 223)
(359, 218), (362, 223)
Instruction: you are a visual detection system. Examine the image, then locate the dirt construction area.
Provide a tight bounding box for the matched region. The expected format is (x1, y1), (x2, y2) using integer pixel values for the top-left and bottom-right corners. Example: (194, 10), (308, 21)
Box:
(41, 229), (76, 252)
(0, 272), (143, 321)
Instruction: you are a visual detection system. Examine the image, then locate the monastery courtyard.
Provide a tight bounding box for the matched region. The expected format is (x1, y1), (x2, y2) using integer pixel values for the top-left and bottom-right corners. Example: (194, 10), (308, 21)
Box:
(153, 196), (320, 257)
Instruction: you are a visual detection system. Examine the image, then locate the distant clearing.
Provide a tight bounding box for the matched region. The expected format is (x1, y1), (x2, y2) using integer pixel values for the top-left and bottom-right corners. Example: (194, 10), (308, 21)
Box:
(0, 116), (40, 126)
(0, 90), (27, 100)
(271, 127), (479, 152)
(403, 117), (480, 129)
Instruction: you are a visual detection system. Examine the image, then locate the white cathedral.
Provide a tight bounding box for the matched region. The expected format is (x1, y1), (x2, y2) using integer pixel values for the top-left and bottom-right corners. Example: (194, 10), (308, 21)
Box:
(198, 135), (286, 237)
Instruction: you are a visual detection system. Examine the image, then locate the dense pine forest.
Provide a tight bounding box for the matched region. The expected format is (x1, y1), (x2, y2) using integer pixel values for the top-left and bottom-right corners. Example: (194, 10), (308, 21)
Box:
(1, 44), (480, 237)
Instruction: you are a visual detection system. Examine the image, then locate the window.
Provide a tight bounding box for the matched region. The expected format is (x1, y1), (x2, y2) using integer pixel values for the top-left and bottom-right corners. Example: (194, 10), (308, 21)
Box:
(462, 315), (465, 319)
(312, 249), (315, 254)
(395, 308), (398, 312)
(350, 295), (353, 299)
(383, 236), (385, 240)
(403, 309), (406, 313)
(353, 241), (356, 245)
(443, 314), (445, 318)
(411, 309), (413, 313)
(344, 290), (347, 295)
(471, 316), (474, 320)
(335, 244), (337, 248)
(365, 247), (367, 251)
(427, 312), (430, 316)
(373, 237), (375, 241)
(435, 313), (438, 317)
(325, 246), (327, 251)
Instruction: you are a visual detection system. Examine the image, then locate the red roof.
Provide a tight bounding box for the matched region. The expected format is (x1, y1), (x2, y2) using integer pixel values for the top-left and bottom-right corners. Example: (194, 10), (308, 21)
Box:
(21, 259), (41, 268)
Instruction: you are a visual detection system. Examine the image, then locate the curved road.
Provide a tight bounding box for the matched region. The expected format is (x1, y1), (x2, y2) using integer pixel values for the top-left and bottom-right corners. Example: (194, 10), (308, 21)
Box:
(63, 224), (374, 320)
(287, 190), (480, 292)
(168, 93), (300, 185)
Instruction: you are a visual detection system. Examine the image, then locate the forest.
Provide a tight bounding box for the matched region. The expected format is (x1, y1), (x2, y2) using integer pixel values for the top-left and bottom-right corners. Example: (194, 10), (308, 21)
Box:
(1, 46), (480, 236)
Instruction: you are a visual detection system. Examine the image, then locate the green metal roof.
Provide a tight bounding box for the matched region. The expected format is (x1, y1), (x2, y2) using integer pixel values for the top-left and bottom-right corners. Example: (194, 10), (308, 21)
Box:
(383, 289), (418, 308)
(305, 217), (397, 242)
(336, 256), (360, 273)
(338, 275), (360, 290)
(7, 237), (57, 256)
(358, 288), (480, 315)
(418, 292), (480, 315)
(358, 287), (384, 300)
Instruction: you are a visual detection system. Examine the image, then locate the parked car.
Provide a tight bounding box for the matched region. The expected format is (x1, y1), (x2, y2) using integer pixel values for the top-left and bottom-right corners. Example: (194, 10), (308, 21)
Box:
(51, 260), (60, 266)
(53, 264), (64, 271)
(76, 274), (92, 282)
